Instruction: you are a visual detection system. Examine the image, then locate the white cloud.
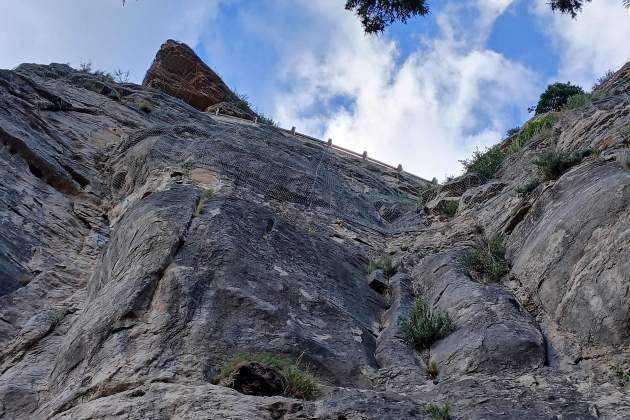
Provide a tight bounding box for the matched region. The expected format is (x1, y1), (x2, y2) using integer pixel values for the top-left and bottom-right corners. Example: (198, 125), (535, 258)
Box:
(532, 0), (630, 87)
(0, 0), (220, 82)
(270, 0), (538, 179)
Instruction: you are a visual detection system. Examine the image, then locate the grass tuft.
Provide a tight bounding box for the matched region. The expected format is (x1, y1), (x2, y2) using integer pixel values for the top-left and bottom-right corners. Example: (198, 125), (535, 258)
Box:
(425, 403), (450, 420)
(562, 93), (591, 110)
(217, 353), (319, 400)
(458, 235), (508, 283)
(367, 255), (397, 278)
(426, 359), (439, 380)
(400, 298), (456, 352)
(516, 179), (541, 196)
(612, 365), (630, 387)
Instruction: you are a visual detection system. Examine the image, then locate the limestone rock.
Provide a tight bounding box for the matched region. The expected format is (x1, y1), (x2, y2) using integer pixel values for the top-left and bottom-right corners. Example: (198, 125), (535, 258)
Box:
(0, 45), (629, 420)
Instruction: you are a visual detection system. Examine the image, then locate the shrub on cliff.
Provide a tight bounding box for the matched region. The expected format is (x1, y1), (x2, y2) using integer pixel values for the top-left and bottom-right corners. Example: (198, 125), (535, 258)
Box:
(425, 402), (450, 420)
(533, 148), (584, 180)
(458, 235), (509, 283)
(217, 353), (319, 400)
(563, 93), (591, 110)
(368, 255), (397, 278)
(460, 146), (506, 181)
(505, 115), (557, 155)
(400, 298), (455, 352)
(534, 82), (585, 114)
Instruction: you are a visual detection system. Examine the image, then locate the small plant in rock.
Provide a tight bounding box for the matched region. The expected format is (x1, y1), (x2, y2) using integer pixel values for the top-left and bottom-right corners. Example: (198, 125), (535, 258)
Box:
(458, 234), (509, 283)
(562, 93), (591, 110)
(217, 353), (319, 400)
(425, 402), (450, 420)
(139, 100), (153, 113)
(533, 148), (584, 181)
(438, 200), (459, 219)
(516, 179), (541, 196)
(194, 189), (214, 217)
(592, 69), (615, 93)
(112, 69), (130, 83)
(616, 149), (630, 170)
(79, 59), (93, 73)
(612, 365), (630, 387)
(426, 359), (439, 380)
(506, 126), (521, 137)
(400, 298), (456, 352)
(460, 146), (505, 181)
(367, 255), (397, 278)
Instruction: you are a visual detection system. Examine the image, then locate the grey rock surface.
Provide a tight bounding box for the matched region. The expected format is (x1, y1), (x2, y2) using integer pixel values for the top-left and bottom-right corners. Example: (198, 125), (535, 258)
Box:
(0, 47), (629, 419)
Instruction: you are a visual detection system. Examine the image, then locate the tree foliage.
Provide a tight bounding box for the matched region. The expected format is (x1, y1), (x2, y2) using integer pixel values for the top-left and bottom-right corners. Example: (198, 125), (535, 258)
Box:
(551, 0), (630, 17)
(534, 82), (585, 114)
(345, 0), (629, 34)
(345, 0), (429, 34)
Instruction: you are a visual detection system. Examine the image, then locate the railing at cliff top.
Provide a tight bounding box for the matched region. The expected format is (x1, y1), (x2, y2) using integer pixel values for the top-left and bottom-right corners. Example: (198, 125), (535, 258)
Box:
(207, 107), (430, 184)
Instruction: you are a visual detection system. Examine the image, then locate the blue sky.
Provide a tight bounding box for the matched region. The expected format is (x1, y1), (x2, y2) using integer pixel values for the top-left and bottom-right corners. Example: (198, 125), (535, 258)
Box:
(1, 0), (629, 179)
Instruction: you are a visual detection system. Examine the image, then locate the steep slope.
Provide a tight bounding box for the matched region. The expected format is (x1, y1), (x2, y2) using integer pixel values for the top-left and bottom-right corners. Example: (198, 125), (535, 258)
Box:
(0, 44), (628, 419)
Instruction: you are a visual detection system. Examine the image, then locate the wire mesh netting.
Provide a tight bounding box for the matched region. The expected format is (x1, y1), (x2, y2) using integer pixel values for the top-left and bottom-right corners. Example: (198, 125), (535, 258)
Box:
(112, 120), (426, 234)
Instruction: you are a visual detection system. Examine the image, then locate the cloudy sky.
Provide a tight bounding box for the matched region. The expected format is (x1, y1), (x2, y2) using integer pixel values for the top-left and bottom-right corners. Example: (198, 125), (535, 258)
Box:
(1, 0), (629, 179)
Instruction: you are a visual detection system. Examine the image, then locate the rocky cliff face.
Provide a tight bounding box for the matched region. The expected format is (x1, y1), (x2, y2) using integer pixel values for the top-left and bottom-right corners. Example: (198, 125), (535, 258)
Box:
(143, 40), (258, 119)
(0, 43), (628, 419)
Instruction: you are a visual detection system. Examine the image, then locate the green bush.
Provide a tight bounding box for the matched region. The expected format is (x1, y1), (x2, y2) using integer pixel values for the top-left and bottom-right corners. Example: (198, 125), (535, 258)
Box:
(438, 200), (459, 218)
(400, 298), (455, 352)
(458, 235), (508, 283)
(612, 365), (630, 387)
(516, 179), (541, 196)
(194, 189), (215, 217)
(505, 115), (556, 155)
(139, 100), (153, 113)
(562, 93), (591, 110)
(368, 255), (397, 278)
(460, 115), (556, 181)
(425, 403), (450, 420)
(460, 146), (506, 181)
(533, 148), (583, 180)
(217, 353), (319, 400)
(534, 82), (585, 114)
